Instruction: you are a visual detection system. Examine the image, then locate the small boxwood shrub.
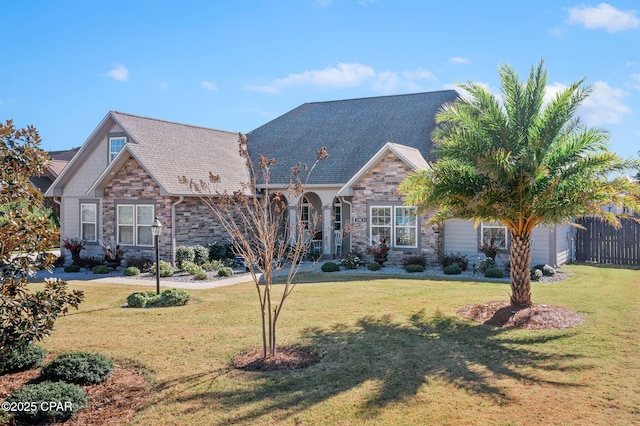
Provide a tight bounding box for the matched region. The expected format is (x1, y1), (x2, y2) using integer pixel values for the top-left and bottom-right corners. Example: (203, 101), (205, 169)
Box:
(127, 292), (148, 308)
(341, 253), (362, 270)
(194, 270), (208, 280)
(0, 344), (45, 374)
(533, 264), (556, 276)
(479, 258), (497, 273)
(321, 262), (340, 272)
(157, 288), (191, 306)
(41, 352), (114, 384)
(92, 264), (110, 274)
(63, 264), (81, 273)
(124, 266), (140, 276)
(149, 260), (174, 277)
(531, 268), (543, 281)
(218, 267), (234, 277)
(367, 262), (382, 271)
(181, 261), (201, 275)
(5, 381), (87, 423)
(202, 260), (222, 272)
(484, 267), (505, 278)
(406, 264), (425, 273)
(175, 246), (195, 269)
(192, 244), (209, 266)
(442, 252), (468, 271)
(443, 264), (461, 275)
(403, 253), (427, 267)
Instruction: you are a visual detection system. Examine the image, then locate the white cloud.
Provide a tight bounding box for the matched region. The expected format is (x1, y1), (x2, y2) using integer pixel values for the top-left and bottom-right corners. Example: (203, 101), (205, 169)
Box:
(373, 71), (400, 93)
(567, 3), (640, 33)
(450, 57), (471, 64)
(629, 73), (640, 90)
(201, 81), (218, 91)
(107, 64), (128, 81)
(579, 81), (631, 124)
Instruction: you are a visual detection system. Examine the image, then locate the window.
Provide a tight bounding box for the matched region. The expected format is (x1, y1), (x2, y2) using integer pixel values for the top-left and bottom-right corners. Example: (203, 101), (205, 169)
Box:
(109, 137), (126, 161)
(369, 206), (418, 248)
(80, 203), (97, 242)
(117, 204), (154, 246)
(481, 221), (508, 249)
(334, 199), (341, 231)
(300, 196), (310, 229)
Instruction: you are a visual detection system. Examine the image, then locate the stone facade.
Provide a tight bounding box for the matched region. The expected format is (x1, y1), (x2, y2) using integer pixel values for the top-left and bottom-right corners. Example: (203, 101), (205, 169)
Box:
(349, 152), (441, 265)
(173, 197), (232, 248)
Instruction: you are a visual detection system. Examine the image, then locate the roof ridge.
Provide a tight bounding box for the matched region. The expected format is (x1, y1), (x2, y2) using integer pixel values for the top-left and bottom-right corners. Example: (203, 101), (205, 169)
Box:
(110, 111), (239, 136)
(302, 89), (459, 106)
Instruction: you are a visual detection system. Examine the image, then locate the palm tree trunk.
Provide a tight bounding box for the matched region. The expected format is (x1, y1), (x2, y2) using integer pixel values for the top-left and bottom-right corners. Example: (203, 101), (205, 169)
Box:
(509, 234), (532, 306)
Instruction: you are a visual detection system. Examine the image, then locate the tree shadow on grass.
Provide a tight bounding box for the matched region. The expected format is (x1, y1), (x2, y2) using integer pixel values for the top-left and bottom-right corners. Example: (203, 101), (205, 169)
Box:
(161, 310), (587, 424)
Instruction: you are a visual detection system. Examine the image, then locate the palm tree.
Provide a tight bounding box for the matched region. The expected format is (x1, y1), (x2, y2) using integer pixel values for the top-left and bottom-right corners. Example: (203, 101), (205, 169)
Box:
(398, 60), (640, 306)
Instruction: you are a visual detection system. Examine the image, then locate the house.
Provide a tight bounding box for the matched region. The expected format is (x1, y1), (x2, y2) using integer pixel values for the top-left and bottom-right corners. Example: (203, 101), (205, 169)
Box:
(45, 111), (249, 263)
(29, 147), (79, 216)
(48, 92), (575, 268)
(247, 91), (575, 267)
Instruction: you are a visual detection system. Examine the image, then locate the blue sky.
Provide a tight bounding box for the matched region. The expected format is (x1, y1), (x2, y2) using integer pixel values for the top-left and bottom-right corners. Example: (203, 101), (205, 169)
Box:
(2, 1), (639, 162)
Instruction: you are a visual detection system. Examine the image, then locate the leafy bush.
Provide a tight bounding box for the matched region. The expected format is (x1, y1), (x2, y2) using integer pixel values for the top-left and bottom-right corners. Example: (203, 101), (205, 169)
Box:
(157, 288), (191, 306)
(202, 260), (222, 272)
(478, 258), (497, 273)
(218, 267), (234, 277)
(321, 262), (340, 272)
(126, 256), (154, 272)
(442, 252), (468, 271)
(127, 292), (148, 308)
(175, 246), (195, 269)
(367, 262), (382, 271)
(531, 268), (543, 281)
(190, 244), (208, 266)
(485, 267), (505, 278)
(181, 260), (201, 275)
(92, 264), (110, 274)
(403, 253), (427, 267)
(77, 256), (102, 269)
(406, 264), (425, 273)
(5, 381), (87, 423)
(41, 352), (114, 384)
(0, 344), (45, 374)
(149, 260), (174, 277)
(341, 253), (362, 270)
(443, 264), (461, 275)
(194, 270), (209, 280)
(127, 289), (190, 308)
(124, 266), (140, 276)
(533, 264), (556, 276)
(208, 241), (232, 261)
(63, 264), (81, 273)
(54, 254), (66, 268)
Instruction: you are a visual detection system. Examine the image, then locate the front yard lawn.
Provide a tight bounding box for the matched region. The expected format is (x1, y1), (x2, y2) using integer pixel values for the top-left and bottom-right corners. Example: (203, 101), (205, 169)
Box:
(6, 264), (640, 425)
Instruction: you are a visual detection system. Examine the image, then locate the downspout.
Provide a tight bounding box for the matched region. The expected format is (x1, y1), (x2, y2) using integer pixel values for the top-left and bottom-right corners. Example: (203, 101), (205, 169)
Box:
(53, 196), (62, 252)
(341, 196), (353, 254)
(171, 196), (184, 265)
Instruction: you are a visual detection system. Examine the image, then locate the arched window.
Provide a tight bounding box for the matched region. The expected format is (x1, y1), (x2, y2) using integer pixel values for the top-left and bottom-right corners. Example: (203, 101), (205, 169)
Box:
(334, 198), (342, 231)
(300, 196), (310, 229)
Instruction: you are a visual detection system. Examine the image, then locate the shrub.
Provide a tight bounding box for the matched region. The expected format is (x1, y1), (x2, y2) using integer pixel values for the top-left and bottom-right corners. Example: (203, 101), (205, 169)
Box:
(194, 270), (209, 280)
(77, 256), (102, 269)
(479, 258), (497, 273)
(442, 252), (468, 271)
(218, 267), (234, 277)
(41, 352), (114, 384)
(124, 266), (140, 276)
(54, 254), (66, 268)
(341, 253), (362, 270)
(181, 260), (201, 275)
(92, 264), (110, 274)
(0, 344), (45, 374)
(175, 246), (195, 269)
(407, 264), (425, 273)
(126, 256), (153, 272)
(307, 249), (323, 261)
(443, 264), (461, 275)
(63, 264), (81, 273)
(192, 244), (209, 266)
(127, 292), (148, 308)
(157, 288), (191, 306)
(149, 260), (174, 277)
(321, 262), (340, 272)
(403, 253), (427, 267)
(485, 267), (505, 278)
(367, 262), (382, 271)
(531, 268), (543, 281)
(534, 264), (556, 276)
(202, 260), (222, 272)
(127, 289), (190, 308)
(208, 241), (232, 261)
(5, 381), (87, 423)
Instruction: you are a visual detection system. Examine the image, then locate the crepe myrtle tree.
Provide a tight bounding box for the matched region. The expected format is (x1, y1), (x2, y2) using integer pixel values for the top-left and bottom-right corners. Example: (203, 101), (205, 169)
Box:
(398, 60), (640, 306)
(181, 134), (328, 358)
(0, 120), (84, 354)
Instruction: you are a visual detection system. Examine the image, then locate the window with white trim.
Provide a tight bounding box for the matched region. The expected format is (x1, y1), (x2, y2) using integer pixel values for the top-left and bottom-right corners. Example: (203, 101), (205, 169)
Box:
(334, 199), (342, 231)
(117, 204), (154, 246)
(109, 137), (126, 162)
(80, 203), (97, 242)
(300, 196), (310, 229)
(480, 221), (508, 249)
(369, 206), (418, 248)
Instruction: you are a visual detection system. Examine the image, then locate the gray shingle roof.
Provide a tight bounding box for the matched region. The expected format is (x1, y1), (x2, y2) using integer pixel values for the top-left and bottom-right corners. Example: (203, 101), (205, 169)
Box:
(110, 112), (249, 195)
(247, 90), (459, 185)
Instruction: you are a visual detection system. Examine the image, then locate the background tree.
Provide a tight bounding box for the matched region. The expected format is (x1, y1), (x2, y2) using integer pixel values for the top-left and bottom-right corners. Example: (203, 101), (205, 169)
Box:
(182, 134), (328, 358)
(399, 60), (640, 306)
(0, 120), (84, 354)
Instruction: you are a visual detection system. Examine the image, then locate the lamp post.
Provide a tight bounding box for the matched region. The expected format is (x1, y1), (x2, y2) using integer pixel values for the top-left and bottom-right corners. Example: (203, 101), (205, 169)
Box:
(151, 217), (163, 295)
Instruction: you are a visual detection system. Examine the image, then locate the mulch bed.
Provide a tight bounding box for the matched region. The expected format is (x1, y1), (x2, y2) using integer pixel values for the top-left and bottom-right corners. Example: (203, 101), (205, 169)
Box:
(456, 301), (584, 330)
(0, 362), (149, 425)
(232, 347), (320, 371)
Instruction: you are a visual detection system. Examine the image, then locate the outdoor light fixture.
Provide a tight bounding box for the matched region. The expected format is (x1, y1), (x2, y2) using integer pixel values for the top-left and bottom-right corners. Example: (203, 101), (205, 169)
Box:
(151, 217), (162, 295)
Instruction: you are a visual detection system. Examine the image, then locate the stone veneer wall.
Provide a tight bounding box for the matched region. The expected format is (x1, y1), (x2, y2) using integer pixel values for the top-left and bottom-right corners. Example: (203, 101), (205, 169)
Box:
(173, 197), (232, 248)
(349, 152), (441, 265)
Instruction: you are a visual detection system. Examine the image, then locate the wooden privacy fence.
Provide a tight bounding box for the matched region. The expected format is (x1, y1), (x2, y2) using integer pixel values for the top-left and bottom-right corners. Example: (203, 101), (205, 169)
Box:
(575, 217), (640, 265)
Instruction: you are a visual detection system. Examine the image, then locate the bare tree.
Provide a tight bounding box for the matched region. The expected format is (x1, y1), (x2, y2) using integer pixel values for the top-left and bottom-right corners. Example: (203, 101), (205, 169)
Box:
(181, 134), (328, 358)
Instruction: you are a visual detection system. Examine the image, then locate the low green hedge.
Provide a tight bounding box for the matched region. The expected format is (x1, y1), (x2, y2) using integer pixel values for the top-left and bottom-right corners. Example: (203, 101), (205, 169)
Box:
(321, 262), (340, 272)
(0, 344), (45, 374)
(126, 288), (191, 308)
(5, 381), (87, 423)
(40, 352), (114, 384)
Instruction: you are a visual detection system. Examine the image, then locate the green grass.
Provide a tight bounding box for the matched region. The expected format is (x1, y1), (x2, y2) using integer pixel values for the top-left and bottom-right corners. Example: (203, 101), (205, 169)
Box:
(34, 265), (640, 425)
